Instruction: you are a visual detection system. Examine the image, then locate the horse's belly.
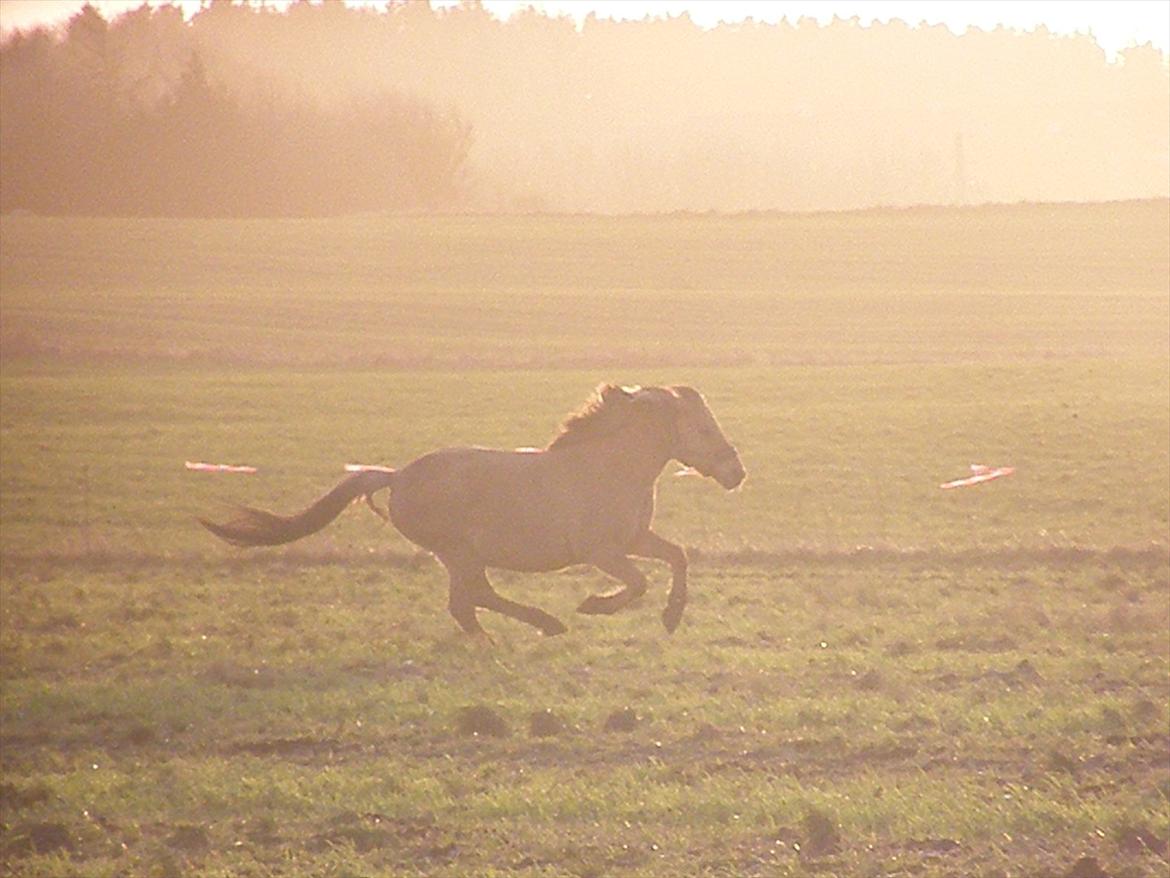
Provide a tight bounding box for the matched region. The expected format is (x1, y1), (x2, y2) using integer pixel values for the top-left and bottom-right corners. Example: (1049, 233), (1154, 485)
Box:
(469, 519), (576, 572)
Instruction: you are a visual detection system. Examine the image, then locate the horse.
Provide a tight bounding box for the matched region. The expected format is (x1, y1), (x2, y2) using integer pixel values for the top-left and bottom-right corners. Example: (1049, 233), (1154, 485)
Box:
(199, 384), (745, 635)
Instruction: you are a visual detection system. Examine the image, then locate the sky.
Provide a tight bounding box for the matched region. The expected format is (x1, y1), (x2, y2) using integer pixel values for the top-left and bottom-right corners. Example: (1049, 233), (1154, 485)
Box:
(1, 0), (1167, 61)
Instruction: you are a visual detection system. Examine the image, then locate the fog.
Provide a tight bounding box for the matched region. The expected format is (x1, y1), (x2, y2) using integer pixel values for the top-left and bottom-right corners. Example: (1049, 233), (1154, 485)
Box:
(2, 0), (1166, 215)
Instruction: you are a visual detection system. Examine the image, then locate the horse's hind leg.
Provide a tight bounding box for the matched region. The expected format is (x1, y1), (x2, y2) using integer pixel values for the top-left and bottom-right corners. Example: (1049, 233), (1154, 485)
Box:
(446, 560), (567, 636)
(475, 571), (568, 636)
(441, 558), (488, 636)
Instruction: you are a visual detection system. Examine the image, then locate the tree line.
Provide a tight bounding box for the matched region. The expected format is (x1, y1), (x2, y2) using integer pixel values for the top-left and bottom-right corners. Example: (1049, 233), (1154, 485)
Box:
(1, 1), (1167, 215)
(0, 3), (471, 216)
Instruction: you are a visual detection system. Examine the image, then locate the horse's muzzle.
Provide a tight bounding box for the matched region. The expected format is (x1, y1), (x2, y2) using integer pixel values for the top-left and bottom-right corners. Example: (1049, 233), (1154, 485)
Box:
(714, 456), (746, 490)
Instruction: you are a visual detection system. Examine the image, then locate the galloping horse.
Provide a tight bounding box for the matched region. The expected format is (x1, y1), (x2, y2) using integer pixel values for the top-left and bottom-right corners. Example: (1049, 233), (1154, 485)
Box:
(200, 384), (745, 635)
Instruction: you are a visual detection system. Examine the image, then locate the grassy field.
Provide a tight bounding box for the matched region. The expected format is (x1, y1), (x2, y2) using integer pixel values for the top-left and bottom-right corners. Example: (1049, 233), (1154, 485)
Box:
(1, 203), (1168, 876)
(2, 201), (1168, 369)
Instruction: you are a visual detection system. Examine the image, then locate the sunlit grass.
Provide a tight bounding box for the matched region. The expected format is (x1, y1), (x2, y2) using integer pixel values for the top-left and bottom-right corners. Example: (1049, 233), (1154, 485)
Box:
(1, 208), (1167, 875)
(3, 545), (1167, 874)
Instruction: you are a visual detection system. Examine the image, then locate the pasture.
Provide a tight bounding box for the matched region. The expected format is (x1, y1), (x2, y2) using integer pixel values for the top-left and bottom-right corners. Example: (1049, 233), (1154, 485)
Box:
(1, 203), (1168, 876)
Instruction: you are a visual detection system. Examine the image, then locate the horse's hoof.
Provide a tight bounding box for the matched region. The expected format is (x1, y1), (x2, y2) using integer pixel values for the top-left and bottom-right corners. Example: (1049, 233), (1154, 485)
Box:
(661, 604), (684, 634)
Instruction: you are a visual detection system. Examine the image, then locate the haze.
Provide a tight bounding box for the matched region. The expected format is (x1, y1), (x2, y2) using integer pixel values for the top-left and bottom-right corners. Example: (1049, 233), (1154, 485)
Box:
(1, 1), (1167, 214)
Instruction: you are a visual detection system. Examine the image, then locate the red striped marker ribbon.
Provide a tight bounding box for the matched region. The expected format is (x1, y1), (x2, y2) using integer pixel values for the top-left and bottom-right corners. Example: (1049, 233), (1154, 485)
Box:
(940, 464), (1015, 490)
(185, 461), (258, 474)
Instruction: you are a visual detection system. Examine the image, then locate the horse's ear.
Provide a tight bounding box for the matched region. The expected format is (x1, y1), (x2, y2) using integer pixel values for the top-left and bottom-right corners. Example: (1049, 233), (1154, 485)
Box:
(597, 383), (637, 403)
(668, 385), (703, 403)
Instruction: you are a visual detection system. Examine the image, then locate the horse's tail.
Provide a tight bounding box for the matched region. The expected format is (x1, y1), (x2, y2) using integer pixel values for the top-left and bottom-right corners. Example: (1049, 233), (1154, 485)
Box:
(199, 469), (396, 547)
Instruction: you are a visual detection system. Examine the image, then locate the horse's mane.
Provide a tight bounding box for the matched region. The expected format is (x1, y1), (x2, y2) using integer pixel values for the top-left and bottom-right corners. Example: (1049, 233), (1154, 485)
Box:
(547, 384), (635, 451)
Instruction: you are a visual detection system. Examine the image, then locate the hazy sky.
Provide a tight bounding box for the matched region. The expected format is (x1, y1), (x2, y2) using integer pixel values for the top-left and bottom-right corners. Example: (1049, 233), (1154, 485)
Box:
(1, 0), (1167, 60)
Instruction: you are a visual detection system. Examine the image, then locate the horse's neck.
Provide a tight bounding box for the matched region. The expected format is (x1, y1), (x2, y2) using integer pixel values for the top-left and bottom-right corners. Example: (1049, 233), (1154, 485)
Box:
(576, 422), (672, 492)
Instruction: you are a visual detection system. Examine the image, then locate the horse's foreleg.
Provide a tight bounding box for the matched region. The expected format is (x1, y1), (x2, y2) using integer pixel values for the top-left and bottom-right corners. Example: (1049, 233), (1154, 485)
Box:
(577, 553), (649, 616)
(629, 530), (688, 633)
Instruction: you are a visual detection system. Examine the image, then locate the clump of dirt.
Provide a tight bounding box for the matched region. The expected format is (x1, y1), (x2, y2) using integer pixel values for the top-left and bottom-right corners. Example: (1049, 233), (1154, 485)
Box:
(1012, 658), (1044, 684)
(4, 821), (74, 857)
(692, 722), (721, 742)
(1047, 749), (1082, 774)
(166, 823), (211, 856)
(853, 669), (883, 691)
(235, 815), (281, 845)
(0, 782), (51, 811)
(1131, 698), (1159, 723)
(455, 705), (510, 738)
(799, 808), (841, 857)
(529, 709), (566, 738)
(1115, 823), (1168, 856)
(603, 707), (640, 733)
(124, 722), (157, 746)
(1065, 856), (1111, 878)
(884, 639), (918, 657)
(1097, 572), (1127, 591)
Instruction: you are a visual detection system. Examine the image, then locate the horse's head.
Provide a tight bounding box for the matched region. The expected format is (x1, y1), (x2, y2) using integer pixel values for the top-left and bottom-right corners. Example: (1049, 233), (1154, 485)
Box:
(626, 385), (745, 489)
(666, 385), (746, 489)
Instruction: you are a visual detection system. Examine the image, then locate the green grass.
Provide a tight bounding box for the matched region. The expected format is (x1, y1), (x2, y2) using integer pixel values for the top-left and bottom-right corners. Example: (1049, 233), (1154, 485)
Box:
(1, 363), (1166, 556)
(2, 555), (1167, 876)
(1, 205), (1168, 876)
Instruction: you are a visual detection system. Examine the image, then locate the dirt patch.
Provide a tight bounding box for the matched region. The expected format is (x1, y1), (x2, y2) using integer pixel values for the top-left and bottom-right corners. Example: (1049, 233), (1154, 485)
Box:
(455, 705), (510, 738)
(799, 809), (841, 858)
(2, 821), (74, 857)
(165, 823), (211, 856)
(1065, 856), (1112, 878)
(123, 722), (158, 746)
(1114, 823), (1168, 856)
(692, 722), (722, 742)
(603, 707), (640, 733)
(0, 781), (51, 812)
(852, 668), (884, 691)
(234, 815), (282, 846)
(529, 709), (567, 738)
